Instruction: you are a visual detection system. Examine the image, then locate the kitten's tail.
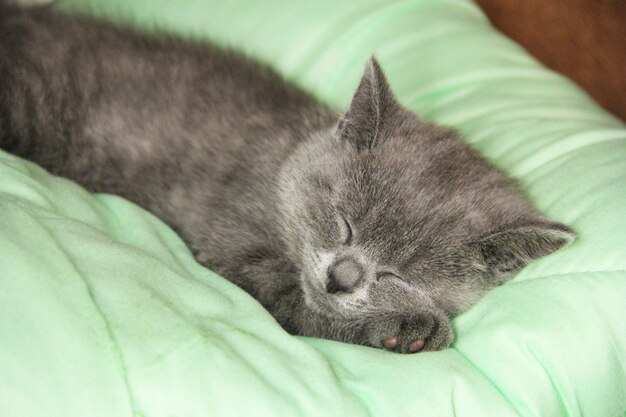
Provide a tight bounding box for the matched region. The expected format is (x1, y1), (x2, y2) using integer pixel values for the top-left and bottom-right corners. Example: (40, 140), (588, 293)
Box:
(1, 0), (54, 8)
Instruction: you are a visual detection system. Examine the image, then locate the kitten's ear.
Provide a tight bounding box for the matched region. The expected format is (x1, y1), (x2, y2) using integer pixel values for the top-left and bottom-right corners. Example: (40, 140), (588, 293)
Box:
(337, 57), (403, 151)
(473, 219), (576, 280)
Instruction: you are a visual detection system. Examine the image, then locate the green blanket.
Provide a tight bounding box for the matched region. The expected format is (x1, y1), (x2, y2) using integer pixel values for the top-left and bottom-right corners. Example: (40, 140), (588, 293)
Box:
(1, 0), (625, 416)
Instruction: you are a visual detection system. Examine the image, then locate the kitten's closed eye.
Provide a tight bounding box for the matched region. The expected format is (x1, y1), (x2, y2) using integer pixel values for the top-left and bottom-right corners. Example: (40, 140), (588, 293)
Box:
(340, 215), (353, 245)
(376, 272), (405, 283)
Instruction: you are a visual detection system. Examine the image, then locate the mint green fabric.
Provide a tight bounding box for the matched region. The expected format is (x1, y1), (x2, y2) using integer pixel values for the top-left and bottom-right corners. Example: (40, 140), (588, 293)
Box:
(1, 0), (625, 416)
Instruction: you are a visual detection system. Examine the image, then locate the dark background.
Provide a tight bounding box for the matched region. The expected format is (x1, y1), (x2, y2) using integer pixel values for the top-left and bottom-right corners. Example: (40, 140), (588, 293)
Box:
(476, 0), (626, 122)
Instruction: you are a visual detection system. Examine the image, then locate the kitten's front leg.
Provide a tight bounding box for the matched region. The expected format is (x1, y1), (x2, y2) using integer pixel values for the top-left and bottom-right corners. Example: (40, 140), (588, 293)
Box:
(229, 253), (453, 353)
(361, 310), (454, 353)
(266, 284), (454, 353)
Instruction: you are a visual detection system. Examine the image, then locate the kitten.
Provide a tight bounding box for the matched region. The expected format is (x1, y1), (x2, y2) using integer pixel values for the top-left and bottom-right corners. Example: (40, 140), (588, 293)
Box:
(0, 5), (575, 353)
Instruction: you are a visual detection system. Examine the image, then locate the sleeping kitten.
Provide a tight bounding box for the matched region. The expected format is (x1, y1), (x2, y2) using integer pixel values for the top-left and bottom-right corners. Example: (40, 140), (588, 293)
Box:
(0, 5), (575, 353)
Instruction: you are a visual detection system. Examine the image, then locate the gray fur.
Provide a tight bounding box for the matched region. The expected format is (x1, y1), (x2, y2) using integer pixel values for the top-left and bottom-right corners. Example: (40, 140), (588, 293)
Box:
(0, 5), (575, 353)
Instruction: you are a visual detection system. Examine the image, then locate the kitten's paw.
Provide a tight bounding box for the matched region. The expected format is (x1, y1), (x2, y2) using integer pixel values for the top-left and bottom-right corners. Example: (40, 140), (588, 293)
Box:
(365, 311), (453, 353)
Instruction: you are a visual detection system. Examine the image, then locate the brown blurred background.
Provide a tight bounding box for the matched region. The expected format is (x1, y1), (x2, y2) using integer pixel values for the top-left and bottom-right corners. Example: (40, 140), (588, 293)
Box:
(475, 0), (626, 122)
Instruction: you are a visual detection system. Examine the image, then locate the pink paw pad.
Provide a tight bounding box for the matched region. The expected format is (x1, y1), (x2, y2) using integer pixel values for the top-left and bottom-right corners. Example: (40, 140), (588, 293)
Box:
(383, 336), (426, 353)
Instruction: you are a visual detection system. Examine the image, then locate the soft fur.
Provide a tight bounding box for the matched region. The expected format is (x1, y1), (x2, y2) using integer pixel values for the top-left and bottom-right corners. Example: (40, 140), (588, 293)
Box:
(0, 4), (575, 353)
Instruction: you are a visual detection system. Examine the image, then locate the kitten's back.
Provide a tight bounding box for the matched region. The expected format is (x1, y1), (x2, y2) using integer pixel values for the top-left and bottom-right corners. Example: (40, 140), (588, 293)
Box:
(0, 5), (333, 187)
(0, 5), (336, 268)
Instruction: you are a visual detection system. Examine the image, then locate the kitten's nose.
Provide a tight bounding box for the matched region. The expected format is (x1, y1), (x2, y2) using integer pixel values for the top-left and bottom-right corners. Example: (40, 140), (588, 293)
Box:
(326, 258), (364, 294)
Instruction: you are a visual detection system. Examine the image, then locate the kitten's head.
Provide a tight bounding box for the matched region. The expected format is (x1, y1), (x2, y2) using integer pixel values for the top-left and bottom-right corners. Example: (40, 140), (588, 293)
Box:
(278, 58), (574, 320)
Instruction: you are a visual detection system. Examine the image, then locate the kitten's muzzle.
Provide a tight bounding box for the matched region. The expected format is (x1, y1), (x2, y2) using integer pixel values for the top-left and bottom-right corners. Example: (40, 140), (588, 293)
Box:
(326, 257), (364, 294)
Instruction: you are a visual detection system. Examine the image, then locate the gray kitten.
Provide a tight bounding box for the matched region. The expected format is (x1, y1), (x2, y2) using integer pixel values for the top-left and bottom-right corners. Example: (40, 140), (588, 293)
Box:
(0, 5), (575, 353)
